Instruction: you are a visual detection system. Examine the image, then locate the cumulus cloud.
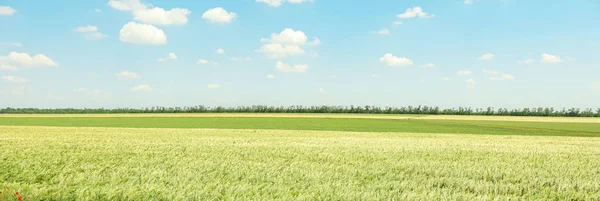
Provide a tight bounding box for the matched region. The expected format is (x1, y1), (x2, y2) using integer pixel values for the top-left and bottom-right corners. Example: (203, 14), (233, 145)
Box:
(157, 53), (177, 62)
(466, 79), (476, 88)
(421, 63), (435, 68)
(216, 48), (225, 54)
(464, 0), (473, 4)
(119, 22), (167, 45)
(518, 58), (533, 64)
(541, 53), (561, 64)
(483, 69), (515, 81)
(275, 61), (308, 73)
(266, 74), (275, 79)
(397, 6), (434, 19)
(479, 53), (495, 61)
(131, 84), (152, 92)
(134, 7), (191, 25)
(258, 28), (317, 59)
(116, 71), (141, 79)
(257, 43), (305, 59)
(379, 53), (413, 67)
(0, 52), (58, 70)
(1, 75), (29, 83)
(202, 7), (237, 23)
(455, 70), (472, 76)
(207, 84), (221, 89)
(261, 28), (308, 45)
(108, 0), (191, 25)
(74, 25), (107, 40)
(0, 6), (17, 16)
(257, 0), (313, 7)
(373, 28), (390, 35)
(197, 59), (218, 65)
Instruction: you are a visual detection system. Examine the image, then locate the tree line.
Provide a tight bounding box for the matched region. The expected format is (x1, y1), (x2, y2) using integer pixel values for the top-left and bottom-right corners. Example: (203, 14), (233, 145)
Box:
(1, 105), (599, 117)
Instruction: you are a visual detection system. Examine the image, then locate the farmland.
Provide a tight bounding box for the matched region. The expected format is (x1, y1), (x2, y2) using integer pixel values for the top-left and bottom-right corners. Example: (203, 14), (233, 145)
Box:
(1, 114), (600, 200)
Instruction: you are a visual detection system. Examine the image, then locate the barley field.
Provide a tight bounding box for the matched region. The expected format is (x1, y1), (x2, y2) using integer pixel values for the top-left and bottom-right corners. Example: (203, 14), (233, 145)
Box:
(1, 114), (600, 200)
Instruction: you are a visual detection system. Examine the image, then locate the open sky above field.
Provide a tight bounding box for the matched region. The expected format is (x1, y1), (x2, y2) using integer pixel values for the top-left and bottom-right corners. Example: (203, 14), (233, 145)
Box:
(1, 0), (600, 108)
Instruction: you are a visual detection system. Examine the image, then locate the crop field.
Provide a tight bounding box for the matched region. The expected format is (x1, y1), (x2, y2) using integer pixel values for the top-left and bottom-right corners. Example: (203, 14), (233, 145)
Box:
(1, 114), (600, 200)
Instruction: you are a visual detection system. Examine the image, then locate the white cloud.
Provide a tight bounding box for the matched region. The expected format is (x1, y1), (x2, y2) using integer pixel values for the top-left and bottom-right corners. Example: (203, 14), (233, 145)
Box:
(258, 28), (317, 59)
(464, 0), (473, 4)
(197, 59), (218, 65)
(318, 88), (325, 93)
(518, 58), (534, 64)
(0, 52), (58, 69)
(257, 0), (313, 7)
(441, 77), (450, 81)
(421, 63), (435, 68)
(95, 8), (102, 13)
(108, 0), (191, 25)
(74, 25), (107, 40)
(266, 74), (275, 79)
(257, 44), (305, 59)
(288, 0), (314, 4)
(231, 57), (252, 61)
(308, 38), (321, 46)
(455, 70), (472, 75)
(257, 0), (285, 7)
(541, 53), (561, 64)
(202, 7), (237, 24)
(74, 25), (98, 33)
(157, 53), (177, 62)
(466, 79), (476, 88)
(84, 32), (108, 40)
(262, 28), (308, 45)
(207, 84), (221, 89)
(393, 21), (403, 25)
(379, 53), (413, 67)
(373, 28), (390, 35)
(119, 22), (167, 45)
(483, 69), (515, 81)
(216, 48), (225, 54)
(275, 61), (308, 73)
(134, 7), (191, 25)
(131, 84), (152, 92)
(0, 6), (17, 16)
(1, 75), (28, 83)
(116, 71), (141, 80)
(108, 0), (146, 11)
(397, 7), (434, 19)
(479, 53), (495, 61)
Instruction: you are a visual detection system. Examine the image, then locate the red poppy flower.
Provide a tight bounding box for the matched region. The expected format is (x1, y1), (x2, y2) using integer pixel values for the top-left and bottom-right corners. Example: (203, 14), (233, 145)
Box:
(18, 196), (23, 201)
(14, 191), (19, 196)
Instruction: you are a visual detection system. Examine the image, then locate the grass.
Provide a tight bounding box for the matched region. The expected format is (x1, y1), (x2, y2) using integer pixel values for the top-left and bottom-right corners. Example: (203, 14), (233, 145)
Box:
(0, 117), (599, 137)
(1, 126), (600, 200)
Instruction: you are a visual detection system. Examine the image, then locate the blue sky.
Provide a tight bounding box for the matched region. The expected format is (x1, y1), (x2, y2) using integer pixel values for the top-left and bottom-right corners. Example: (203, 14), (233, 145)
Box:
(1, 0), (599, 109)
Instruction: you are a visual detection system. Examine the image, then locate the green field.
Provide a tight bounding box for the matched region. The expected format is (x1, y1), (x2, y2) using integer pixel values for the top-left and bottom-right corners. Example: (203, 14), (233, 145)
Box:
(1, 115), (600, 200)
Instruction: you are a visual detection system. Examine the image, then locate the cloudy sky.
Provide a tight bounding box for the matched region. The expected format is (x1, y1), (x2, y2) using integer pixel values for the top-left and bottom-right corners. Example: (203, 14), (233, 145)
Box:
(1, 0), (599, 109)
